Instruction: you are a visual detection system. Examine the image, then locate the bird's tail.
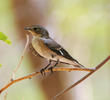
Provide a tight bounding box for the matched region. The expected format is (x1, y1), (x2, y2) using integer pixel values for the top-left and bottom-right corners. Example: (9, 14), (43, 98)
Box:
(72, 60), (85, 68)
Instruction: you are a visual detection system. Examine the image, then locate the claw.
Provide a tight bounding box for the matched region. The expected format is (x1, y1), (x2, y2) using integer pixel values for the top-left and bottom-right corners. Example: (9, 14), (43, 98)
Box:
(40, 68), (46, 76)
(48, 67), (53, 74)
(40, 60), (52, 76)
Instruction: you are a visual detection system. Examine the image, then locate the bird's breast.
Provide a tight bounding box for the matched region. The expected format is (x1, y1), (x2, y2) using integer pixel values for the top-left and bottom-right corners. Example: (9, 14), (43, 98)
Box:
(32, 38), (54, 60)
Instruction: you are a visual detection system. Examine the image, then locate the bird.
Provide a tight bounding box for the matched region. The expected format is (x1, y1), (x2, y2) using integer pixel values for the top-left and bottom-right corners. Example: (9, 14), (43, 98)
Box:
(24, 25), (85, 73)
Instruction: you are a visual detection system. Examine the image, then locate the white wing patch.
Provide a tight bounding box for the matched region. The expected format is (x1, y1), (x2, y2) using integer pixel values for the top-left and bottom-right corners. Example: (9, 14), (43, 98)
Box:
(58, 49), (64, 56)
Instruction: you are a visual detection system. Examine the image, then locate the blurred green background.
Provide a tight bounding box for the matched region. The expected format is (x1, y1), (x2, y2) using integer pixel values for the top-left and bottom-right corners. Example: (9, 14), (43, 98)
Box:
(0, 0), (110, 100)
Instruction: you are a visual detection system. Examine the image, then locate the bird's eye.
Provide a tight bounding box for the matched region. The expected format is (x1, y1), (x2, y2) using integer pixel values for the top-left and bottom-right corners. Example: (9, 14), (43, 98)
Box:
(33, 28), (37, 30)
(34, 28), (40, 32)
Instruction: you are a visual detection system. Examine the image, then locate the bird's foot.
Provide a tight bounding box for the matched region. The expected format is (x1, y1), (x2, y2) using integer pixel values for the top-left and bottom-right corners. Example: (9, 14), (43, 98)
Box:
(40, 61), (52, 76)
(40, 68), (46, 76)
(48, 59), (59, 74)
(48, 66), (54, 74)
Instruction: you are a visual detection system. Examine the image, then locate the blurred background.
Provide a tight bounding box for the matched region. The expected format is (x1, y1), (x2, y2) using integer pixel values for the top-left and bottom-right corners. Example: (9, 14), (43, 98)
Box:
(0, 0), (110, 100)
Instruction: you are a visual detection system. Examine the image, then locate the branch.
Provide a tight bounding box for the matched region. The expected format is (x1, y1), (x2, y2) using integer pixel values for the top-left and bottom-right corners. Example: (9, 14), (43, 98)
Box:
(4, 92), (8, 100)
(0, 67), (93, 94)
(1, 33), (109, 100)
(52, 56), (110, 100)
(10, 34), (29, 81)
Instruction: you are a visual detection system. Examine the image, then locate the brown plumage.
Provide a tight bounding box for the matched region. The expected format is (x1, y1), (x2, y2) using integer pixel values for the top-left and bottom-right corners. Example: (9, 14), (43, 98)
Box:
(25, 25), (85, 68)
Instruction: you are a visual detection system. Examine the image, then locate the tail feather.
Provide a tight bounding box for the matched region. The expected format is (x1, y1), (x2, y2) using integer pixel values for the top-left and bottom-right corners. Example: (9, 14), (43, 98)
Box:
(73, 61), (85, 68)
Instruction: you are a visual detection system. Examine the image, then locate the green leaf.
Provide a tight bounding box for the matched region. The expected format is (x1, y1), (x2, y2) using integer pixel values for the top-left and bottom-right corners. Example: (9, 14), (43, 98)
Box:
(5, 39), (12, 44)
(0, 32), (12, 45)
(0, 64), (2, 67)
(0, 32), (7, 40)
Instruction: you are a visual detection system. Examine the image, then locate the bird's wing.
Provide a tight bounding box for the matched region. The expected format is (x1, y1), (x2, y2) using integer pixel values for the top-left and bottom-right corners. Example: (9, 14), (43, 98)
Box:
(43, 38), (79, 63)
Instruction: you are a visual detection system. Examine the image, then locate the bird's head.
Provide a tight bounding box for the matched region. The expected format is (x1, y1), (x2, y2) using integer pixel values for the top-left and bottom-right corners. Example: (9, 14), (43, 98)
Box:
(24, 25), (49, 38)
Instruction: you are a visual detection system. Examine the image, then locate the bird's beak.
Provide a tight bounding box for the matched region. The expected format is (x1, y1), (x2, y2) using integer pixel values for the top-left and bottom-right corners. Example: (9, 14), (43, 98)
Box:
(24, 27), (32, 31)
(24, 26), (36, 36)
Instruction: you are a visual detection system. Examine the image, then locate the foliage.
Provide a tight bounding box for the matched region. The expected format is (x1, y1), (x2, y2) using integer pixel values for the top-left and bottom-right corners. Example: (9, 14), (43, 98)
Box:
(0, 32), (11, 45)
(0, 32), (12, 68)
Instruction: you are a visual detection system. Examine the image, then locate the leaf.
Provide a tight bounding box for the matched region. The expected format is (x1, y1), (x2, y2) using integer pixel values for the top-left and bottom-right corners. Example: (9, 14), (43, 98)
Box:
(0, 32), (12, 45)
(5, 39), (12, 45)
(0, 64), (2, 68)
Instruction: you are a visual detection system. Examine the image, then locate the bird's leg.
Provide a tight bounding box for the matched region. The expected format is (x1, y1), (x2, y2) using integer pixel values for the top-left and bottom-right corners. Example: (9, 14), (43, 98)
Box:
(40, 60), (52, 76)
(48, 59), (59, 73)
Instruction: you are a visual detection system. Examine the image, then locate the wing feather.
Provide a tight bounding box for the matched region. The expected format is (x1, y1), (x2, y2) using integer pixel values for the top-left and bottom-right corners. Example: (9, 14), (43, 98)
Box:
(43, 38), (78, 63)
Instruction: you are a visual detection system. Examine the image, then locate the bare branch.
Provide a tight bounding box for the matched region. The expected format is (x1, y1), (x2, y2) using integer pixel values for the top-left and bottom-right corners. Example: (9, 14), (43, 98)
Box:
(0, 67), (93, 94)
(4, 92), (8, 100)
(52, 56), (110, 100)
(1, 34), (109, 100)
(10, 34), (29, 81)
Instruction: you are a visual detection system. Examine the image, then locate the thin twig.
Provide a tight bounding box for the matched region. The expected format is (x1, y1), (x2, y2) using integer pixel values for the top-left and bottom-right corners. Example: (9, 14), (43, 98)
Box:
(0, 67), (93, 94)
(52, 56), (110, 100)
(10, 34), (29, 81)
(4, 92), (8, 100)
(1, 34), (109, 100)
